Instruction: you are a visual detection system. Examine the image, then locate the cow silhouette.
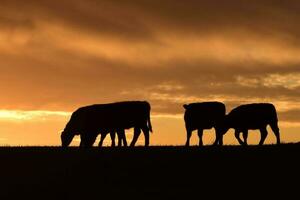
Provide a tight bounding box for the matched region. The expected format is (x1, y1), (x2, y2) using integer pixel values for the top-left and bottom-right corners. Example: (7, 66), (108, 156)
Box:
(221, 103), (280, 145)
(61, 101), (152, 148)
(183, 102), (226, 146)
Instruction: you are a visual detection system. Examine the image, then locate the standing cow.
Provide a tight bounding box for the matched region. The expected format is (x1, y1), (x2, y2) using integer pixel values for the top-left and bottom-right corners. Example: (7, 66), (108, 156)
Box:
(221, 103), (280, 145)
(183, 102), (226, 146)
(61, 101), (152, 148)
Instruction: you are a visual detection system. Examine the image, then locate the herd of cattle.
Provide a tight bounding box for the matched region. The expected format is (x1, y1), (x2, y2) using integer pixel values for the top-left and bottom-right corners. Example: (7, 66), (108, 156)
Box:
(61, 101), (280, 147)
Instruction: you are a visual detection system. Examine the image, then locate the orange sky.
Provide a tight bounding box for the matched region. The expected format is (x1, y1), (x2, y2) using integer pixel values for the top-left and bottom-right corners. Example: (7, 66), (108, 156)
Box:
(0, 0), (300, 146)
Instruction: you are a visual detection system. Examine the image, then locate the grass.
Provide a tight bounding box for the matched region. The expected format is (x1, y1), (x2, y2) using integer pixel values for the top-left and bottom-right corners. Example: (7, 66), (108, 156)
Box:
(0, 143), (299, 199)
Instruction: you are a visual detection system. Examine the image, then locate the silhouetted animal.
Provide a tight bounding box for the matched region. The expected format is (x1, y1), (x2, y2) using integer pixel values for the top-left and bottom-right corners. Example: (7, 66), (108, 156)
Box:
(183, 102), (226, 146)
(61, 101), (152, 148)
(221, 103), (280, 145)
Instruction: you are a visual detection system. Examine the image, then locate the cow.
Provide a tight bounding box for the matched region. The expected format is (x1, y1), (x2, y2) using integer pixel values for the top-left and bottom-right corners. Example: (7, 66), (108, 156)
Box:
(61, 101), (152, 148)
(183, 101), (226, 146)
(221, 103), (280, 145)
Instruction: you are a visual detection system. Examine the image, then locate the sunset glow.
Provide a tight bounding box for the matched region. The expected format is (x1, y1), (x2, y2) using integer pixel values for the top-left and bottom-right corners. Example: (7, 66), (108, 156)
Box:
(0, 110), (69, 121)
(1, 0), (300, 146)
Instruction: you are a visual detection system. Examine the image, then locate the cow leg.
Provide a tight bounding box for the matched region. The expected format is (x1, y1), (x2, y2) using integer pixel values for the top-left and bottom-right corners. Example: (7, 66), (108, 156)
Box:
(130, 127), (141, 147)
(110, 131), (116, 147)
(87, 133), (97, 147)
(185, 128), (192, 147)
(141, 126), (150, 147)
(242, 130), (248, 146)
(81, 133), (96, 148)
(217, 135), (223, 146)
(270, 123), (280, 145)
(116, 130), (122, 147)
(121, 130), (127, 147)
(79, 140), (84, 148)
(234, 130), (244, 145)
(122, 131), (127, 147)
(117, 130), (126, 147)
(217, 131), (223, 146)
(80, 134), (87, 148)
(197, 129), (203, 146)
(98, 132), (108, 147)
(213, 127), (223, 146)
(259, 127), (268, 145)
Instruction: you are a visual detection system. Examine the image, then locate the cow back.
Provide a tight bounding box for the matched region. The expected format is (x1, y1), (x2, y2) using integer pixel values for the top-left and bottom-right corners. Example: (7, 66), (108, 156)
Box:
(184, 102), (226, 130)
(227, 103), (278, 129)
(77, 101), (150, 132)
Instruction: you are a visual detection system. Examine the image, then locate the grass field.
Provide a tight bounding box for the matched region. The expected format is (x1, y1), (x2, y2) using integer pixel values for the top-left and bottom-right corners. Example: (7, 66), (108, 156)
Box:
(0, 143), (299, 199)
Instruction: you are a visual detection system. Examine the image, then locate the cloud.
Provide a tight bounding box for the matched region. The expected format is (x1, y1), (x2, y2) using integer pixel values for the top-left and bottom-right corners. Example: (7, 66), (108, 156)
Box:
(2, 1), (300, 42)
(278, 109), (300, 123)
(0, 0), (300, 124)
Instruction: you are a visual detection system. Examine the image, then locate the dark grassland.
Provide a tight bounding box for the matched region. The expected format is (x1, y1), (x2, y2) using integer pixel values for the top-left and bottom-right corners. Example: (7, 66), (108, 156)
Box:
(0, 144), (299, 199)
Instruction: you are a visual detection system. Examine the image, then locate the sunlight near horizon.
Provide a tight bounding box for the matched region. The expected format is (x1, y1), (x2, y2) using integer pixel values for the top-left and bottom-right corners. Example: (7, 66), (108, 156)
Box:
(0, 108), (299, 146)
(0, 109), (185, 121)
(0, 110), (70, 121)
(0, 109), (299, 128)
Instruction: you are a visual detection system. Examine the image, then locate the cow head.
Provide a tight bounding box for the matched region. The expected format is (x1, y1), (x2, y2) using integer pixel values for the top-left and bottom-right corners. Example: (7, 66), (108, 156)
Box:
(61, 130), (75, 147)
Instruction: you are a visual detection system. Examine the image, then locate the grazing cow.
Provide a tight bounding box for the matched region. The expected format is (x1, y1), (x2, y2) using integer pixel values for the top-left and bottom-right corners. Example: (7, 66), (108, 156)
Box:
(61, 101), (152, 148)
(221, 103), (280, 145)
(183, 102), (226, 146)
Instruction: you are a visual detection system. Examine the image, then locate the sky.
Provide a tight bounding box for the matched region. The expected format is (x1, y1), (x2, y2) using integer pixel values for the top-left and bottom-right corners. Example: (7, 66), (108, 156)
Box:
(0, 0), (300, 146)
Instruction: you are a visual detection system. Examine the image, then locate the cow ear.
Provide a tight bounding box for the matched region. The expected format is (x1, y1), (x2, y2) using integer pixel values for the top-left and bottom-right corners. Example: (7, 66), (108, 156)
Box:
(183, 104), (188, 109)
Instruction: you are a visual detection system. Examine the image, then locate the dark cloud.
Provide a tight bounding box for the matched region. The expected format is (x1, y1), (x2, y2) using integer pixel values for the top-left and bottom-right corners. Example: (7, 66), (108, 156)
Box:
(1, 49), (300, 112)
(1, 0), (300, 124)
(0, 15), (35, 30)
(1, 0), (300, 42)
(0, 0), (156, 41)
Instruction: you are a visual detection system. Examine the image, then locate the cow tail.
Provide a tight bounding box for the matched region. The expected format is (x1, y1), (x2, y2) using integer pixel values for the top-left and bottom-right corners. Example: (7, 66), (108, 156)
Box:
(148, 111), (153, 133)
(145, 102), (153, 133)
(271, 104), (279, 122)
